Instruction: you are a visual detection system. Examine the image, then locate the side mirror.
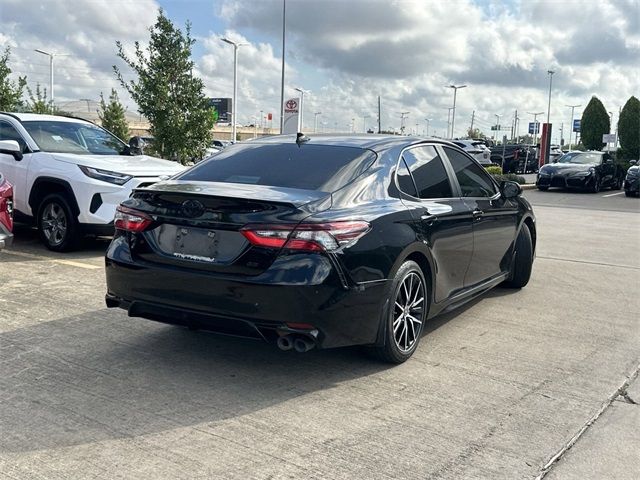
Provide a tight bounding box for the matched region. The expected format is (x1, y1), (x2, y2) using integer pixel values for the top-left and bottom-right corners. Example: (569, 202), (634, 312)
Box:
(629, 159), (638, 165)
(500, 180), (521, 199)
(0, 140), (23, 161)
(128, 136), (146, 155)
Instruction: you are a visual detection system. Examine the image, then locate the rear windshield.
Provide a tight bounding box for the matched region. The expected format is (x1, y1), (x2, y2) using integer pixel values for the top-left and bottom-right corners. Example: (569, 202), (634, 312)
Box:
(177, 143), (377, 192)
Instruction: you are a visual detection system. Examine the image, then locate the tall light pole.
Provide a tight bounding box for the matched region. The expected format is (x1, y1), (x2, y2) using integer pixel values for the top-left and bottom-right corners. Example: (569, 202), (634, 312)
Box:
(279, 0), (287, 133)
(34, 49), (69, 103)
(566, 104), (581, 150)
(494, 114), (502, 142)
(362, 115), (370, 133)
(424, 118), (431, 136)
(546, 70), (555, 126)
(399, 112), (409, 134)
(448, 84), (467, 139)
(294, 87), (309, 131)
(314, 112), (322, 133)
(221, 38), (248, 143)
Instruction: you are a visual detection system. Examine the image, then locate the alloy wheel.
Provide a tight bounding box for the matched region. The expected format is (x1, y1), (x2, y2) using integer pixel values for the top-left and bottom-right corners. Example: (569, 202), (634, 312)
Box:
(41, 202), (68, 246)
(392, 272), (425, 353)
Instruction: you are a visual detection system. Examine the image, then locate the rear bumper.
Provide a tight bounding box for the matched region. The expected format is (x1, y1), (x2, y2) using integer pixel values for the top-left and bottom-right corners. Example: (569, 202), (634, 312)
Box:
(105, 239), (390, 349)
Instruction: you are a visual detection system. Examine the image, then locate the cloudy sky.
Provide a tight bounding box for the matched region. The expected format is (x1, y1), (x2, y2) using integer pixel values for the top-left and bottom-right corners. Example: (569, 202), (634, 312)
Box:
(2, 0), (638, 142)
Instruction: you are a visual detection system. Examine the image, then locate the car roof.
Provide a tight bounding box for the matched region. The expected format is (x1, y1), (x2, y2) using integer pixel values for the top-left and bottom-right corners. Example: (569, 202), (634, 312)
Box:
(0, 112), (93, 124)
(245, 134), (457, 154)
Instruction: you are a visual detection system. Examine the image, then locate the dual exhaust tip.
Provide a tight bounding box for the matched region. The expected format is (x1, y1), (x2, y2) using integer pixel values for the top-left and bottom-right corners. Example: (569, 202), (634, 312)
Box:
(277, 334), (315, 353)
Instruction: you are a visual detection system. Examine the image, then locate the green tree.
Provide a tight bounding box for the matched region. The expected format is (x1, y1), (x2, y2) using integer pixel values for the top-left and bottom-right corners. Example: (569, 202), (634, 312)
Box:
(467, 127), (485, 139)
(618, 96), (640, 160)
(98, 89), (130, 141)
(25, 83), (58, 114)
(114, 10), (214, 163)
(580, 96), (610, 150)
(0, 47), (27, 111)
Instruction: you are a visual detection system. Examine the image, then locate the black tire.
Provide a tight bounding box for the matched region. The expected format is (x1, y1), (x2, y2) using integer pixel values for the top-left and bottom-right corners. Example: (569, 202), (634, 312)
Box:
(625, 190), (637, 197)
(37, 193), (81, 252)
(503, 226), (533, 289)
(611, 176), (623, 190)
(537, 186), (549, 191)
(589, 175), (601, 193)
(372, 260), (428, 364)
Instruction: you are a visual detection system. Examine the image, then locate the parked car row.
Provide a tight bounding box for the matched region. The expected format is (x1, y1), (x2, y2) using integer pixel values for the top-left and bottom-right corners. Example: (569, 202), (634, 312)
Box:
(624, 160), (640, 197)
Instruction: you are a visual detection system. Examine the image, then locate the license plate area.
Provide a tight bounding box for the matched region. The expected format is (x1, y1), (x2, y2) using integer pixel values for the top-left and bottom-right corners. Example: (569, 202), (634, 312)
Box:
(153, 224), (247, 264)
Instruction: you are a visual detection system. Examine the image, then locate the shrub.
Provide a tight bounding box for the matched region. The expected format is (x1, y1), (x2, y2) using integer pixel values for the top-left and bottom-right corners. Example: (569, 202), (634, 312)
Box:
(485, 165), (502, 175)
(492, 173), (526, 185)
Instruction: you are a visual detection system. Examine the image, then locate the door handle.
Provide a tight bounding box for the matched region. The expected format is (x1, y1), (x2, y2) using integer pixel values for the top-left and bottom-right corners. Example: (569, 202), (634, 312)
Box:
(472, 209), (484, 220)
(420, 214), (437, 225)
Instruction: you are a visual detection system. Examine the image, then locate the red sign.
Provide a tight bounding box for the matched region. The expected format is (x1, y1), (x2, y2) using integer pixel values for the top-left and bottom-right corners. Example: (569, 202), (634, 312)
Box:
(267, 113), (273, 121)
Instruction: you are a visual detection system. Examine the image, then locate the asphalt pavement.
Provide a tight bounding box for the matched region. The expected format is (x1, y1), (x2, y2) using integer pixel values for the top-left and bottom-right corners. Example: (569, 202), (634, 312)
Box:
(0, 190), (638, 479)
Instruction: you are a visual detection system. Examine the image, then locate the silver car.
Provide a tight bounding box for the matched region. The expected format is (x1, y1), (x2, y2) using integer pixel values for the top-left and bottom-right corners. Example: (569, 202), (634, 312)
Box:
(453, 140), (493, 166)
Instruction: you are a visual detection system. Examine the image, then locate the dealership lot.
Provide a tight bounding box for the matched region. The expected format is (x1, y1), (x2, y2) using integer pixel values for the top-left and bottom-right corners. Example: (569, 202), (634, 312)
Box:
(0, 192), (638, 479)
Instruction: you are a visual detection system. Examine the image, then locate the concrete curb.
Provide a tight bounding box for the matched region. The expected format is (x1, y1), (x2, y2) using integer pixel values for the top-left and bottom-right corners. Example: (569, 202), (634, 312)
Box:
(521, 184), (537, 190)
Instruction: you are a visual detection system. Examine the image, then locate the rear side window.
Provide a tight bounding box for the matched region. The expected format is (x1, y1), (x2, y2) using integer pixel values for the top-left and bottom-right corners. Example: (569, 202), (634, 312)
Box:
(402, 146), (453, 199)
(178, 143), (376, 192)
(396, 159), (418, 197)
(443, 147), (497, 198)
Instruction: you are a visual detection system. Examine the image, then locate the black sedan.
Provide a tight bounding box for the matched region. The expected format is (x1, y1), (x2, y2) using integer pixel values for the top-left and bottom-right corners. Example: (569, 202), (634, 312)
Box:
(105, 135), (536, 363)
(536, 151), (625, 192)
(624, 162), (639, 197)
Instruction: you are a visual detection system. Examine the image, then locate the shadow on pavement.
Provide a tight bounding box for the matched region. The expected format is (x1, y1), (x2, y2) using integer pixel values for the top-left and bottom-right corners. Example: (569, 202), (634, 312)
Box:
(0, 309), (395, 453)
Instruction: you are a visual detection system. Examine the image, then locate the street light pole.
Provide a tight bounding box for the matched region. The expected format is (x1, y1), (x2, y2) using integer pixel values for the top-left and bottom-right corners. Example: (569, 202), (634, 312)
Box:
(566, 104), (581, 150)
(448, 84), (467, 139)
(294, 87), (309, 131)
(279, 0), (286, 133)
(314, 112), (322, 133)
(221, 38), (248, 143)
(424, 118), (431, 137)
(546, 70), (555, 126)
(399, 112), (409, 134)
(494, 114), (501, 142)
(34, 49), (69, 103)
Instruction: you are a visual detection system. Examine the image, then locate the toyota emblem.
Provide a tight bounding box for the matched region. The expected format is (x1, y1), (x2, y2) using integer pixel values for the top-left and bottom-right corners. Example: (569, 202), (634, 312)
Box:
(181, 199), (205, 218)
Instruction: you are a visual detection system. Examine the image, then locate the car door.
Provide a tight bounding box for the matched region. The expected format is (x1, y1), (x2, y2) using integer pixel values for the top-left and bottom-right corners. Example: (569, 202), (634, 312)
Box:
(398, 145), (474, 303)
(0, 120), (32, 214)
(442, 146), (518, 287)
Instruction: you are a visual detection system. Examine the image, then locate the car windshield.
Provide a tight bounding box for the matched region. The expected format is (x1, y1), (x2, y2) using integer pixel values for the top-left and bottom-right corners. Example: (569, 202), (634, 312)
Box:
(22, 120), (128, 155)
(177, 143), (377, 192)
(557, 152), (601, 164)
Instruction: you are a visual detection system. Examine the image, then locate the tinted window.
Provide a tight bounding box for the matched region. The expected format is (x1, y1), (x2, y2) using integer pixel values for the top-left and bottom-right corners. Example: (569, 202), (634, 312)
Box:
(0, 121), (27, 151)
(402, 146), (453, 199)
(396, 159), (418, 197)
(444, 147), (497, 198)
(178, 143), (377, 192)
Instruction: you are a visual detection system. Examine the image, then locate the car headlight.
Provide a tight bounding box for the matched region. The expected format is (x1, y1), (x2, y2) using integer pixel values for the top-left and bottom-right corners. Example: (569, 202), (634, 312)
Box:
(78, 165), (132, 185)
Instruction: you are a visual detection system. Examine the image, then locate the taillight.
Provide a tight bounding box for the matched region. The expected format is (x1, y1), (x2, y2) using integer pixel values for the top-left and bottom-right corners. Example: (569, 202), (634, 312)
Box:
(241, 221), (370, 252)
(114, 205), (153, 232)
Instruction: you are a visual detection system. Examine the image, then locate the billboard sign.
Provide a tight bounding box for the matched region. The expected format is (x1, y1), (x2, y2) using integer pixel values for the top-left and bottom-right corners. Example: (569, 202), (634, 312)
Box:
(207, 98), (232, 123)
(573, 119), (581, 132)
(282, 97), (300, 134)
(528, 122), (540, 135)
(602, 133), (616, 143)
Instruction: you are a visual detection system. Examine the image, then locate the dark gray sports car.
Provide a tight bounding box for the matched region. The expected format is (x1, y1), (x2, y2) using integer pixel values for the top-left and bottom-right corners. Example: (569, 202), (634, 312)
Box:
(536, 151), (625, 193)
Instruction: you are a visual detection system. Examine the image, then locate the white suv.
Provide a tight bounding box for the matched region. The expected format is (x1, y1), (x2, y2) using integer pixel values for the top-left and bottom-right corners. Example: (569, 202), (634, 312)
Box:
(0, 113), (184, 251)
(453, 140), (493, 167)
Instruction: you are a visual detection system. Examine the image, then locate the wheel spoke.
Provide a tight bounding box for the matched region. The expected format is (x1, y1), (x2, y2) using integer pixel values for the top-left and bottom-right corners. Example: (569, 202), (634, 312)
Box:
(411, 296), (424, 309)
(407, 314), (422, 326)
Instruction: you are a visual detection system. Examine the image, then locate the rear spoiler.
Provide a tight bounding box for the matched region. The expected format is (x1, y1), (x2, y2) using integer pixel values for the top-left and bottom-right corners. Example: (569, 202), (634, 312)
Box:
(135, 180), (330, 208)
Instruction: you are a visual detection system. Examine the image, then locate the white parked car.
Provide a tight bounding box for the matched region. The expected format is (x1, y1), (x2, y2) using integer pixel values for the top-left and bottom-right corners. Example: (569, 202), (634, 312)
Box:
(453, 140), (493, 166)
(0, 113), (185, 251)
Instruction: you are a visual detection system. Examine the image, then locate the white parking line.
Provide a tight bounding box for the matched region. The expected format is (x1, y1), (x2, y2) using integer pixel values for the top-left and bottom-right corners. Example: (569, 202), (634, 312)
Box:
(0, 250), (101, 269)
(602, 191), (625, 198)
